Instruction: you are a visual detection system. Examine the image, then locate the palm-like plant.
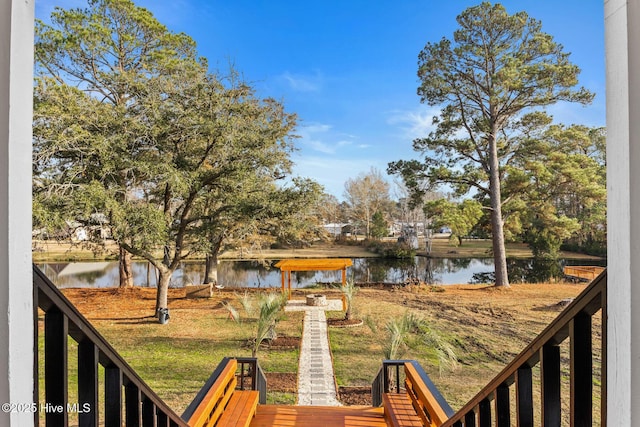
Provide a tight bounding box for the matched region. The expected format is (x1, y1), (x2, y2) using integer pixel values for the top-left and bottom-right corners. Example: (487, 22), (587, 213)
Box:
(423, 327), (459, 374)
(237, 291), (256, 317)
(339, 279), (358, 320)
(384, 312), (421, 359)
(252, 292), (286, 357)
(384, 317), (410, 360)
(383, 312), (458, 374)
(221, 301), (240, 323)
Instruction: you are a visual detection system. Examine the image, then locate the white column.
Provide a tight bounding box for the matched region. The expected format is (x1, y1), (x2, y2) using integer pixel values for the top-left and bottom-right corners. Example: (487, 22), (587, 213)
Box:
(605, 0), (640, 425)
(0, 0), (35, 426)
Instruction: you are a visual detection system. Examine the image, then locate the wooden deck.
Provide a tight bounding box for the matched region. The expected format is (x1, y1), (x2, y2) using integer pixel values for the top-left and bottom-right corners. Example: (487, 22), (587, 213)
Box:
(563, 265), (605, 281)
(249, 405), (388, 427)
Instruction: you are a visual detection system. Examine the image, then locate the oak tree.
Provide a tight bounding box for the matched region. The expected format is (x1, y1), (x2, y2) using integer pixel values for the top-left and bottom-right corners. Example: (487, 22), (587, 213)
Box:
(34, 0), (202, 288)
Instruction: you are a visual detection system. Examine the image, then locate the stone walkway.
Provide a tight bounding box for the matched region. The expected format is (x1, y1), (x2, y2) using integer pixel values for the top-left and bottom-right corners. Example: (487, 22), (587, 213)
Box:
(285, 299), (342, 406)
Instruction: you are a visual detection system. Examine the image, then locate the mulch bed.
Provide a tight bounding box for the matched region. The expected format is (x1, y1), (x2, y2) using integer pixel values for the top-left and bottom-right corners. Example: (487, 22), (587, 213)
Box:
(267, 336), (301, 349)
(327, 318), (363, 327)
(265, 372), (297, 393)
(338, 386), (372, 406)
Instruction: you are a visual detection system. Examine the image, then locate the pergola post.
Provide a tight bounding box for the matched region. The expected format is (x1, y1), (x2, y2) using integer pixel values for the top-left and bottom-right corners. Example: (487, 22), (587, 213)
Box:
(341, 267), (347, 311)
(281, 271), (285, 296)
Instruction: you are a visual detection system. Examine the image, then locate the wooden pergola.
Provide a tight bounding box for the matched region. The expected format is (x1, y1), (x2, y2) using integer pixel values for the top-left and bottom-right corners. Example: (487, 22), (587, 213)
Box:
(274, 258), (353, 299)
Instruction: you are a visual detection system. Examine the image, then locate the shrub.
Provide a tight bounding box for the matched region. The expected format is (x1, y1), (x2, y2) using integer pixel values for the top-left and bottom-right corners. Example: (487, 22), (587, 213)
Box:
(366, 241), (416, 258)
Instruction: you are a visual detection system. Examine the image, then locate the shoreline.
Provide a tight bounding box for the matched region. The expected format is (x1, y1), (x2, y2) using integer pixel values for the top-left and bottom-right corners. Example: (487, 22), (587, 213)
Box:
(32, 238), (604, 263)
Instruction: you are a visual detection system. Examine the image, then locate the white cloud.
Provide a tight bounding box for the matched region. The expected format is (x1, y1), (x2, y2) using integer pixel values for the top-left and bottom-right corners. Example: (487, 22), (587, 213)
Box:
(297, 123), (334, 153)
(280, 71), (323, 92)
(297, 123), (364, 155)
(386, 106), (440, 140)
(300, 123), (332, 134)
(306, 140), (336, 154)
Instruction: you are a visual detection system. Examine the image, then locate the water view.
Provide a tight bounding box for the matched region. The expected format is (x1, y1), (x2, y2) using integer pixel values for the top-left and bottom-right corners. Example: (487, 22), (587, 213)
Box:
(36, 257), (605, 289)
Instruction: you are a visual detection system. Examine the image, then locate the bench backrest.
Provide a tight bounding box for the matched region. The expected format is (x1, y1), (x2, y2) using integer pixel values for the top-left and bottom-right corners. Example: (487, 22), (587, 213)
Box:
(185, 358), (238, 427)
(404, 362), (450, 427)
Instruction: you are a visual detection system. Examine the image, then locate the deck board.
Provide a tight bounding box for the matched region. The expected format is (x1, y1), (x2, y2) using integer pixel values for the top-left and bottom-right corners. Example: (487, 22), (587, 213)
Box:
(250, 405), (388, 427)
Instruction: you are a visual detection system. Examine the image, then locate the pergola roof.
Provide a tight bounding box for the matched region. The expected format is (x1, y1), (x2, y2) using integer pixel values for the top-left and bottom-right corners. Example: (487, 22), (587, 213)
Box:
(275, 258), (352, 300)
(274, 258), (353, 272)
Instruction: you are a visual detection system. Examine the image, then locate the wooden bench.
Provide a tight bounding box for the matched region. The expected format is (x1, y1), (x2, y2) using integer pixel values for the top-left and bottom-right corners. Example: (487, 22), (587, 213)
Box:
(383, 392), (423, 427)
(185, 359), (259, 427)
(383, 363), (450, 427)
(217, 390), (259, 427)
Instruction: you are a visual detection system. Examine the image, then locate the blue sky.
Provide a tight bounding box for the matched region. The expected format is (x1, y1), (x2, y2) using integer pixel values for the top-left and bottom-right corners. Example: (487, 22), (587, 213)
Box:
(36, 1), (606, 200)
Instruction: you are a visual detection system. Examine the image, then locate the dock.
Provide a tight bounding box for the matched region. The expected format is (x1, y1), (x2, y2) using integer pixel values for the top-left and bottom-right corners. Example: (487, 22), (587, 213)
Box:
(563, 265), (605, 281)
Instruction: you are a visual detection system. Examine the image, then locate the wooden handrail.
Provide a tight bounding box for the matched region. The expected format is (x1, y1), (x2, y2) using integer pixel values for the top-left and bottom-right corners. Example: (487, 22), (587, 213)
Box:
(34, 264), (188, 427)
(183, 358), (238, 427)
(182, 357), (267, 426)
(405, 362), (451, 426)
(372, 359), (454, 425)
(441, 269), (607, 426)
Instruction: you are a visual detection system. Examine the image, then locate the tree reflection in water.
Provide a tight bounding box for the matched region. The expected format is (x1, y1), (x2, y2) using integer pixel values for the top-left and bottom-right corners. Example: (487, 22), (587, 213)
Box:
(37, 256), (605, 288)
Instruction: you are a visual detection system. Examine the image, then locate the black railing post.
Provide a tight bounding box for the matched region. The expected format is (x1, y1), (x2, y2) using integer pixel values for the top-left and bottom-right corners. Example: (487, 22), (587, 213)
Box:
(479, 399), (491, 426)
(35, 266), (189, 427)
(78, 340), (99, 427)
(231, 357), (267, 404)
(439, 271), (606, 427)
(44, 308), (68, 427)
(142, 396), (156, 427)
(571, 312), (593, 426)
(126, 383), (142, 427)
(256, 363), (267, 404)
(157, 408), (168, 427)
(237, 359), (247, 391)
(541, 345), (561, 426)
(380, 360), (409, 394)
(371, 367), (384, 407)
(516, 366), (534, 427)
(383, 364), (390, 393)
(105, 365), (123, 427)
(465, 409), (477, 427)
(495, 384), (510, 427)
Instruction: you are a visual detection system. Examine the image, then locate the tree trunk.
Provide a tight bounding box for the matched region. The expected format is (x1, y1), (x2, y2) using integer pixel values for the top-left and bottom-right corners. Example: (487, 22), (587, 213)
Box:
(204, 252), (218, 284)
(488, 133), (510, 288)
(155, 266), (171, 316)
(118, 246), (134, 288)
(204, 235), (223, 284)
(203, 254), (218, 297)
(345, 307), (352, 321)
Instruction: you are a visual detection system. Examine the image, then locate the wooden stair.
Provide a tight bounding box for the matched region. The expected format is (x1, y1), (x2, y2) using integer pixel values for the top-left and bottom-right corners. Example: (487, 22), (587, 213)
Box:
(249, 405), (388, 427)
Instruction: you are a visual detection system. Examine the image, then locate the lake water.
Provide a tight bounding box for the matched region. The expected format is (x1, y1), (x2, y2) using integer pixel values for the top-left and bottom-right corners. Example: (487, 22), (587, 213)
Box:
(36, 257), (605, 289)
